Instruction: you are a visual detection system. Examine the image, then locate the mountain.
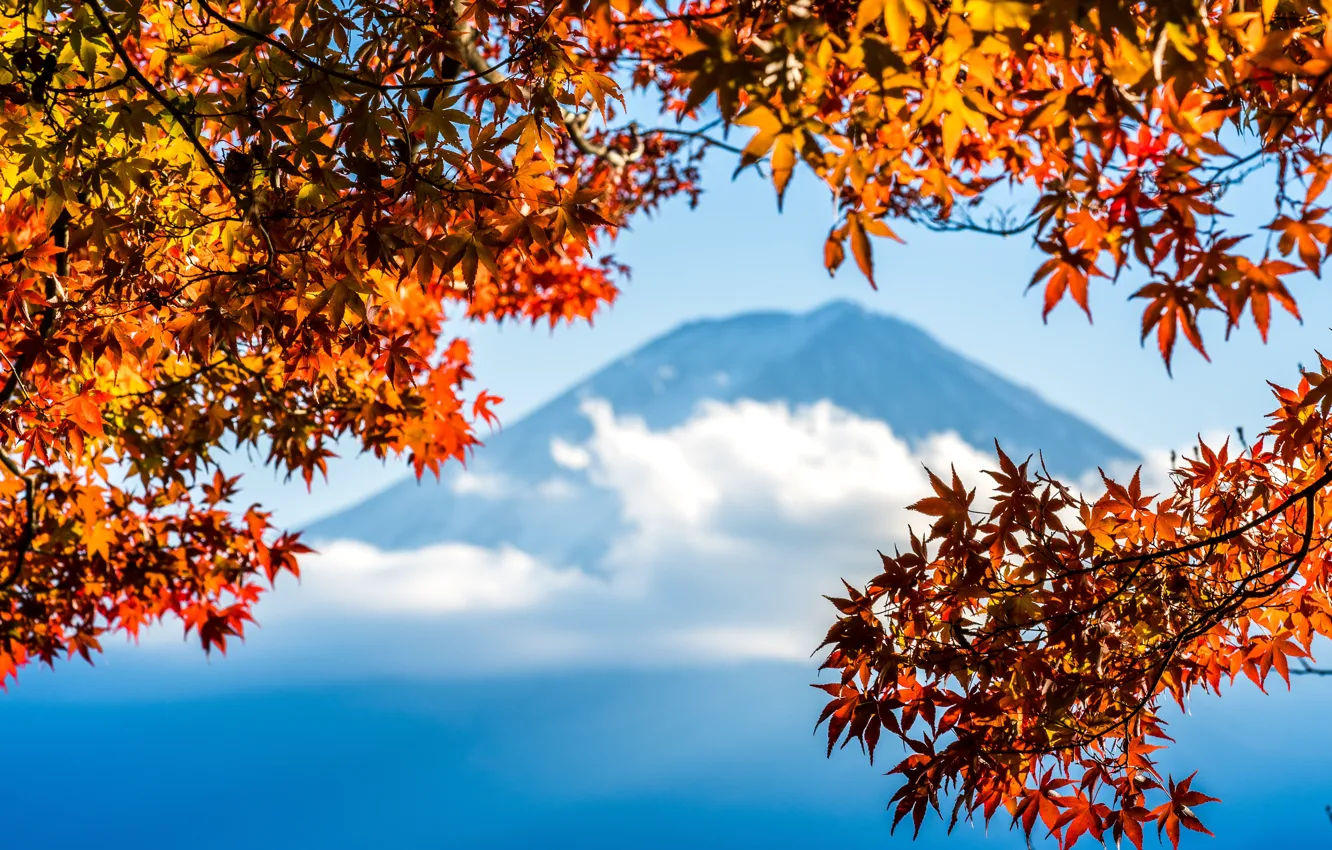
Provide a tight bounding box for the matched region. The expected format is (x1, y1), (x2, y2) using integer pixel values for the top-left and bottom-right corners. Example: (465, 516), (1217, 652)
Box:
(304, 301), (1137, 561)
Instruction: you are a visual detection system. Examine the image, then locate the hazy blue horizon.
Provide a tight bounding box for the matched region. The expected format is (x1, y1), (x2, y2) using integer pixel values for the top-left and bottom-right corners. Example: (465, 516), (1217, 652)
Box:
(4, 657), (1328, 849)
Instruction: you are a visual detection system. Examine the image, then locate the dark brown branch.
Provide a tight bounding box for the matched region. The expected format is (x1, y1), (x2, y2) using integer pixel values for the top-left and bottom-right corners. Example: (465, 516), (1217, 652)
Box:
(49, 76), (129, 95)
(114, 356), (230, 399)
(1100, 464), (1332, 567)
(647, 127), (745, 155)
(611, 8), (732, 26)
(921, 213), (1040, 237)
(1038, 482), (1325, 757)
(452, 2), (644, 170)
(1293, 659), (1332, 676)
(0, 211), (66, 593)
(192, 0), (520, 92)
(0, 213), (65, 410)
(0, 454), (36, 592)
(196, 0), (648, 171)
(87, 0), (231, 192)
(91, 0), (284, 271)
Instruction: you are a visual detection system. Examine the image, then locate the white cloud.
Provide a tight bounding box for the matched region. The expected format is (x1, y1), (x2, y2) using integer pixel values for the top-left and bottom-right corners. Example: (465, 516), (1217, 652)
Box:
(575, 397), (995, 559)
(282, 540), (589, 615)
(549, 437), (592, 471)
(536, 477), (577, 500)
(126, 398), (1158, 679)
(451, 470), (509, 498)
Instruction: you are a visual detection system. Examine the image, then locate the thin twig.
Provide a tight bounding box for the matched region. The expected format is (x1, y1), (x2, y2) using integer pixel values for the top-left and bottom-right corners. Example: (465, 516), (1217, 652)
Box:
(0, 212), (65, 593)
(193, 0), (527, 92)
(87, 0), (230, 191)
(1292, 659), (1332, 676)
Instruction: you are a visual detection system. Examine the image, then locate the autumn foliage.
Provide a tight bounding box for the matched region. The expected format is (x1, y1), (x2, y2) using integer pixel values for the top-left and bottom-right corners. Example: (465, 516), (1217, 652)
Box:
(0, 0), (668, 677)
(784, 0), (1332, 847)
(5, 0), (1332, 844)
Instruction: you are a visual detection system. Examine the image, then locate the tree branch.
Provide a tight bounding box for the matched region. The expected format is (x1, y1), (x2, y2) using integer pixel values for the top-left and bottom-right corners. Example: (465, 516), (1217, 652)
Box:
(1292, 659), (1332, 676)
(1099, 464), (1332, 568)
(196, 0), (648, 171)
(647, 126), (745, 155)
(452, 2), (645, 171)
(90, 0), (284, 271)
(87, 0), (231, 192)
(612, 8), (732, 26)
(192, 0), (519, 92)
(920, 212), (1040, 237)
(0, 453), (36, 592)
(0, 212), (65, 411)
(0, 211), (66, 593)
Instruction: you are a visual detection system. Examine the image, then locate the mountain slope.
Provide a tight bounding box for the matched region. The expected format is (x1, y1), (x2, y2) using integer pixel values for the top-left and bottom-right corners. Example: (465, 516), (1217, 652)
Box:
(305, 301), (1136, 560)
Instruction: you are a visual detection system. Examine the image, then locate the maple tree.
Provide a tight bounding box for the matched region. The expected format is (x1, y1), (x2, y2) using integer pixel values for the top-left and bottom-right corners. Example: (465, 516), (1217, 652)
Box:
(802, 2), (1332, 848)
(4, 0), (1332, 845)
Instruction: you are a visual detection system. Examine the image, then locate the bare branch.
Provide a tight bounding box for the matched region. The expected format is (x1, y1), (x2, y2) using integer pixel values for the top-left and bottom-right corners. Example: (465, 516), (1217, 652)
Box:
(612, 8), (732, 26)
(1292, 659), (1332, 676)
(647, 126), (745, 155)
(87, 0), (231, 192)
(452, 3), (644, 171)
(0, 211), (65, 593)
(193, 0), (518, 92)
(920, 210), (1040, 237)
(0, 453), (36, 592)
(1100, 465), (1332, 568)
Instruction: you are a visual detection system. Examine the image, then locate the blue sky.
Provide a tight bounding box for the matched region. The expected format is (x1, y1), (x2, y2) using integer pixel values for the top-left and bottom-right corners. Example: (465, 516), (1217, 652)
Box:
(13, 156), (1332, 847)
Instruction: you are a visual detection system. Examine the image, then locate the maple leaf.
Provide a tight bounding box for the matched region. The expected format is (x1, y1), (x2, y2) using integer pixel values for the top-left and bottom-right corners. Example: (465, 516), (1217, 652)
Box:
(909, 467), (975, 541)
(1029, 246), (1104, 321)
(472, 390), (503, 431)
(1133, 281), (1217, 373)
(1153, 774), (1220, 850)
